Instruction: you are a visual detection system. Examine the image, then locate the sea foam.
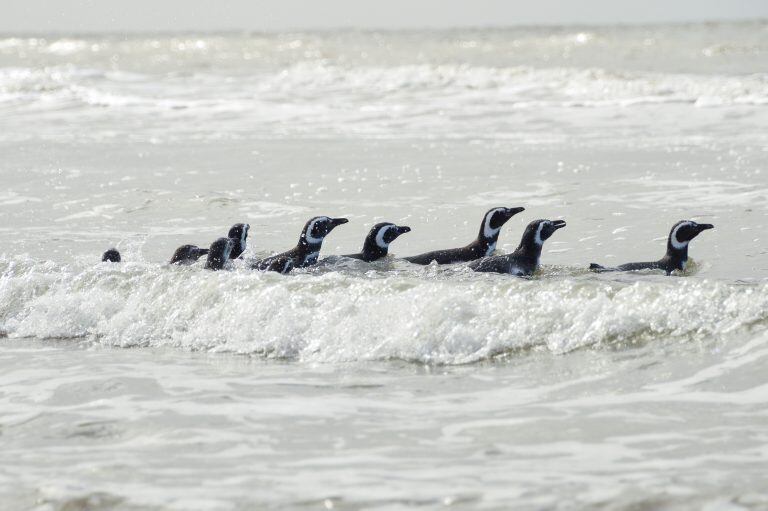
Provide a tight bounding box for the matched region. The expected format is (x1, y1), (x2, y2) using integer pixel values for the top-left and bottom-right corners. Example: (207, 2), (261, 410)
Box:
(2, 257), (766, 364)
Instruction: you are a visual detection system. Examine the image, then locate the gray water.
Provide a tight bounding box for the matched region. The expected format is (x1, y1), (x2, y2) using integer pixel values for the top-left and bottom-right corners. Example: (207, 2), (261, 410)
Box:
(1, 22), (768, 510)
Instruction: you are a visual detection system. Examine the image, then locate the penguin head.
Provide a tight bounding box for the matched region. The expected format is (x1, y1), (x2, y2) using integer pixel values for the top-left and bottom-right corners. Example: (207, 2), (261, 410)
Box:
(479, 207), (525, 241)
(228, 223), (249, 249)
(668, 220), (714, 251)
(366, 222), (412, 251)
(170, 244), (209, 265)
(227, 222), (250, 258)
(520, 219), (567, 249)
(102, 248), (121, 263)
(300, 216), (349, 246)
(205, 238), (234, 271)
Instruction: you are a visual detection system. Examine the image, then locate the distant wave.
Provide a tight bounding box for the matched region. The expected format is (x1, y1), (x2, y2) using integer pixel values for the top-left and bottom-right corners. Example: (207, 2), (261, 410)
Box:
(2, 64), (766, 107)
(2, 257), (767, 364)
(1, 63), (765, 141)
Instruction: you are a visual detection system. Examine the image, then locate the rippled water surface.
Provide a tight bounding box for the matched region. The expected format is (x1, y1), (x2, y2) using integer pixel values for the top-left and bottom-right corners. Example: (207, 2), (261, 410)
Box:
(1, 23), (768, 510)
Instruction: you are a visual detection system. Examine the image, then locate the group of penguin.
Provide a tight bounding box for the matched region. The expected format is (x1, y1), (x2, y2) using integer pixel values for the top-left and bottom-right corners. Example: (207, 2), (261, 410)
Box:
(101, 207), (714, 277)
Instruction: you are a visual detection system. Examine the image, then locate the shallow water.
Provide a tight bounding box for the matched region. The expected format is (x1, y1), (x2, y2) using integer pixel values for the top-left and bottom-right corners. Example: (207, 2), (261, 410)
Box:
(1, 22), (768, 510)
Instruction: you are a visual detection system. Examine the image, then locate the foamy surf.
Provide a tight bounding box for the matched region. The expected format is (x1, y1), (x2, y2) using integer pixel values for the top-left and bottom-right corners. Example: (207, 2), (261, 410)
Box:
(2, 256), (766, 364)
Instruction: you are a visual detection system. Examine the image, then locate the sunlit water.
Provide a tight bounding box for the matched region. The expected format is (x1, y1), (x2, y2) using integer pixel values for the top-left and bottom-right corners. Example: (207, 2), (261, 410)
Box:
(1, 23), (768, 510)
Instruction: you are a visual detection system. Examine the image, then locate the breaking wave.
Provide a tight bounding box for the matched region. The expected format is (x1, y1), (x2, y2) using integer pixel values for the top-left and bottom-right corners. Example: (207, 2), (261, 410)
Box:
(2, 257), (766, 364)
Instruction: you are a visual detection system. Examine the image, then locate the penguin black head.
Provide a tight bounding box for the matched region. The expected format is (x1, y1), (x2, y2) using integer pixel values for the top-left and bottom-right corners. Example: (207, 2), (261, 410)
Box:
(519, 219), (566, 252)
(205, 238), (234, 271)
(169, 244), (209, 265)
(479, 207), (525, 242)
(362, 222), (411, 258)
(227, 223), (250, 259)
(102, 248), (121, 263)
(667, 220), (714, 252)
(300, 216), (349, 247)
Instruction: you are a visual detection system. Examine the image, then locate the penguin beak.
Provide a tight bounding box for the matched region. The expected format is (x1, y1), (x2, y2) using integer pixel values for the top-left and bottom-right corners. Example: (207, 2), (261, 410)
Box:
(197, 248), (210, 257)
(552, 219), (567, 230)
(506, 207), (525, 217)
(397, 225), (412, 234)
(331, 217), (349, 227)
(698, 223), (714, 231)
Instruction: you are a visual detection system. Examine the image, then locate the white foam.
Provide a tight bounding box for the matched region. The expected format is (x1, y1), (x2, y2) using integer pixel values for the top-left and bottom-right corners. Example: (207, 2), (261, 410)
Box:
(2, 257), (767, 364)
(0, 56), (765, 140)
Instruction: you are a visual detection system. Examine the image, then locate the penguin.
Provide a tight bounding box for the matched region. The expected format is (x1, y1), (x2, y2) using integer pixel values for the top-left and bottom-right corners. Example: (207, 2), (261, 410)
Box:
(205, 238), (234, 271)
(258, 257), (294, 274)
(169, 245), (209, 265)
(101, 248), (121, 263)
(403, 207), (525, 265)
(342, 223), (411, 262)
(227, 223), (250, 259)
(469, 219), (566, 276)
(589, 220), (714, 275)
(253, 216), (348, 272)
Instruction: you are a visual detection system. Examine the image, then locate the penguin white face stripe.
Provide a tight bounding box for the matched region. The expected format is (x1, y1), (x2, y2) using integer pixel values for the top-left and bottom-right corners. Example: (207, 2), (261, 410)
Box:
(534, 222), (547, 246)
(483, 208), (506, 239)
(375, 225), (395, 249)
(304, 217), (329, 245)
(240, 225), (248, 251)
(670, 221), (693, 250)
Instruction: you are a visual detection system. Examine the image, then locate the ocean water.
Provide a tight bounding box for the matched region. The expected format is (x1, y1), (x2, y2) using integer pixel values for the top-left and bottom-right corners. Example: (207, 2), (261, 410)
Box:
(2, 22), (768, 510)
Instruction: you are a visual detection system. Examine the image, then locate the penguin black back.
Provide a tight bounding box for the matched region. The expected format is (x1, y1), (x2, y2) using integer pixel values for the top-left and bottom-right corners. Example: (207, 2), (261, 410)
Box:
(102, 248), (121, 263)
(257, 256), (294, 274)
(404, 207), (524, 265)
(227, 223), (250, 259)
(589, 220), (714, 275)
(205, 238), (234, 271)
(253, 216), (348, 272)
(343, 223), (411, 262)
(169, 245), (209, 265)
(469, 219), (566, 275)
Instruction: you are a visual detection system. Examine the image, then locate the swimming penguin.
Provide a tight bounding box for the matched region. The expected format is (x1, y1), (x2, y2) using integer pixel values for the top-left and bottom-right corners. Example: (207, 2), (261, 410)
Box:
(469, 219), (566, 276)
(342, 223), (411, 262)
(253, 216), (348, 272)
(258, 257), (294, 274)
(102, 248), (121, 263)
(589, 220), (714, 275)
(404, 207), (525, 265)
(205, 238), (234, 271)
(169, 245), (209, 265)
(227, 223), (250, 259)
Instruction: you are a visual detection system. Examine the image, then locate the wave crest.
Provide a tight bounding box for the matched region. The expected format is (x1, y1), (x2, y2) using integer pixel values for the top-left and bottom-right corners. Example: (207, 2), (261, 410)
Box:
(1, 258), (766, 364)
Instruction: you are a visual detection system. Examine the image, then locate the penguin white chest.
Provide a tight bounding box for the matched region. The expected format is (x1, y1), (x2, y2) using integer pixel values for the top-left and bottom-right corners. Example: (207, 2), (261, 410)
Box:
(485, 242), (496, 257)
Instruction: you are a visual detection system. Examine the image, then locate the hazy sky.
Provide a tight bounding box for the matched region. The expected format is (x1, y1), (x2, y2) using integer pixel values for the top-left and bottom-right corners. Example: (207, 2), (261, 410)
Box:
(3, 0), (767, 32)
